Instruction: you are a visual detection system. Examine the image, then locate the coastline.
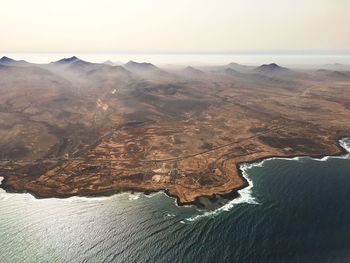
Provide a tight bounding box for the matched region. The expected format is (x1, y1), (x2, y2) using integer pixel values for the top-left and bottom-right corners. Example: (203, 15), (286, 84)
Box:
(1, 137), (349, 207)
(176, 136), (350, 206)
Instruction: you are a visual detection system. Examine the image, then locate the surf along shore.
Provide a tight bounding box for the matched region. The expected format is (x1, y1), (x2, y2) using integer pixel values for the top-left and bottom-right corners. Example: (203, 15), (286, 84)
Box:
(1, 137), (349, 208)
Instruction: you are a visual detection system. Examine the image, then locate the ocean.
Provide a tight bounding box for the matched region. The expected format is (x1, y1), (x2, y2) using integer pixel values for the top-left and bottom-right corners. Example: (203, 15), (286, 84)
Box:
(0, 138), (349, 263)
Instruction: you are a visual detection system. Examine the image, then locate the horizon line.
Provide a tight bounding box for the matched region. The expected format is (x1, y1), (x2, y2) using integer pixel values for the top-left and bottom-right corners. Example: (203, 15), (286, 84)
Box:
(2, 50), (350, 56)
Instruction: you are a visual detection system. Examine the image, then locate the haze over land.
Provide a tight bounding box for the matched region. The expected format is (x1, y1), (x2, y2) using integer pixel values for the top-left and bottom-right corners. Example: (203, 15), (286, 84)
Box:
(0, 56), (349, 205)
(1, 0), (350, 205)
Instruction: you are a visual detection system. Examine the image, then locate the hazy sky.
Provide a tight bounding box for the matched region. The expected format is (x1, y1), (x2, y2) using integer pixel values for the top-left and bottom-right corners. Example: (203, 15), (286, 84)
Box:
(1, 0), (350, 53)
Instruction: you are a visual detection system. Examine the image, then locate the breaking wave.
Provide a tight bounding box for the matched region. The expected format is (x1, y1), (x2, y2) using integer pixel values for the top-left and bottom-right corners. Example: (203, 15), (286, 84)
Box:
(184, 138), (350, 222)
(185, 164), (259, 222)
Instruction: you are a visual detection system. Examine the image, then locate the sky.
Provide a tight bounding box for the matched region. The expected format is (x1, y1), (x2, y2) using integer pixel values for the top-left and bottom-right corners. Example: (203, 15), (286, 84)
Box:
(1, 0), (350, 53)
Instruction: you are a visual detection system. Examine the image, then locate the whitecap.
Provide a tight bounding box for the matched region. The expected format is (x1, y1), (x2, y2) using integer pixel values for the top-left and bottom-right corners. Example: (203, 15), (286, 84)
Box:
(0, 177), (14, 201)
(128, 193), (141, 200)
(166, 212), (176, 217)
(300, 138), (350, 162)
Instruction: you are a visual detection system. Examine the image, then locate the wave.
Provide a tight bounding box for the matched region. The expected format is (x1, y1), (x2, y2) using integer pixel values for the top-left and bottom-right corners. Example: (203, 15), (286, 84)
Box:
(339, 138), (350, 155)
(166, 212), (176, 218)
(184, 137), (350, 222)
(1, 139), (349, 215)
(0, 178), (145, 204)
(185, 165), (259, 222)
(0, 177), (14, 201)
(127, 193), (141, 200)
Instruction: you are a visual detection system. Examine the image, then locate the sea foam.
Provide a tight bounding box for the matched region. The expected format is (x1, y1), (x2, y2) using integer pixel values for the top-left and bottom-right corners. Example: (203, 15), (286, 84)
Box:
(185, 164), (259, 222)
(184, 138), (350, 222)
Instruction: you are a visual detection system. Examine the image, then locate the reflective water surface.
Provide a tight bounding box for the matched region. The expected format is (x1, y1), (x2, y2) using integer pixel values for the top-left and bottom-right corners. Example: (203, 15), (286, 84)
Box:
(1, 139), (349, 263)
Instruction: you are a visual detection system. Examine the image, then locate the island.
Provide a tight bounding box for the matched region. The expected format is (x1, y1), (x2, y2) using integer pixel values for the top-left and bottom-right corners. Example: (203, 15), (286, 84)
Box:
(0, 56), (349, 205)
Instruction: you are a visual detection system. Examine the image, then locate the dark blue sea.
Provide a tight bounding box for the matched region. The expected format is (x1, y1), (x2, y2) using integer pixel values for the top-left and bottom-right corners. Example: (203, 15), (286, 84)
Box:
(0, 139), (349, 263)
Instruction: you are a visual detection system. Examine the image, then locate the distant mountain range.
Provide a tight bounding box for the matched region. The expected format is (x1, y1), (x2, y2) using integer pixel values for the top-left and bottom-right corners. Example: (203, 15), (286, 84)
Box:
(1, 55), (349, 83)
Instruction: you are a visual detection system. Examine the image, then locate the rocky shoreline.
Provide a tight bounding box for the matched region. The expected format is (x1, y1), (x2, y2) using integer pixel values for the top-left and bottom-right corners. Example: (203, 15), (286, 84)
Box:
(1, 137), (348, 207)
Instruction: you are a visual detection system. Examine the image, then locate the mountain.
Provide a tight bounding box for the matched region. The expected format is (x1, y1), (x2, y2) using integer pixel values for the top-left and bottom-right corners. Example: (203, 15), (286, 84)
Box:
(68, 60), (95, 71)
(316, 69), (350, 80)
(103, 60), (116, 66)
(50, 56), (102, 74)
(319, 63), (350, 71)
(84, 65), (134, 91)
(254, 63), (289, 75)
(88, 65), (131, 78)
(183, 66), (204, 75)
(226, 62), (253, 73)
(124, 61), (158, 72)
(0, 56), (29, 66)
(123, 60), (175, 80)
(52, 56), (81, 65)
(0, 56), (16, 64)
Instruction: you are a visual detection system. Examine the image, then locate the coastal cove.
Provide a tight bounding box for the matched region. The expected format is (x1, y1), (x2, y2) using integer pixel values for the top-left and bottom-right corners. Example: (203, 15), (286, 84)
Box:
(1, 138), (350, 262)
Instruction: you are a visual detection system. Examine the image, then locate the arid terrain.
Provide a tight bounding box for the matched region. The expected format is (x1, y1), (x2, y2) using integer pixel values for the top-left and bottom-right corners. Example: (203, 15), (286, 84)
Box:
(0, 56), (349, 205)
